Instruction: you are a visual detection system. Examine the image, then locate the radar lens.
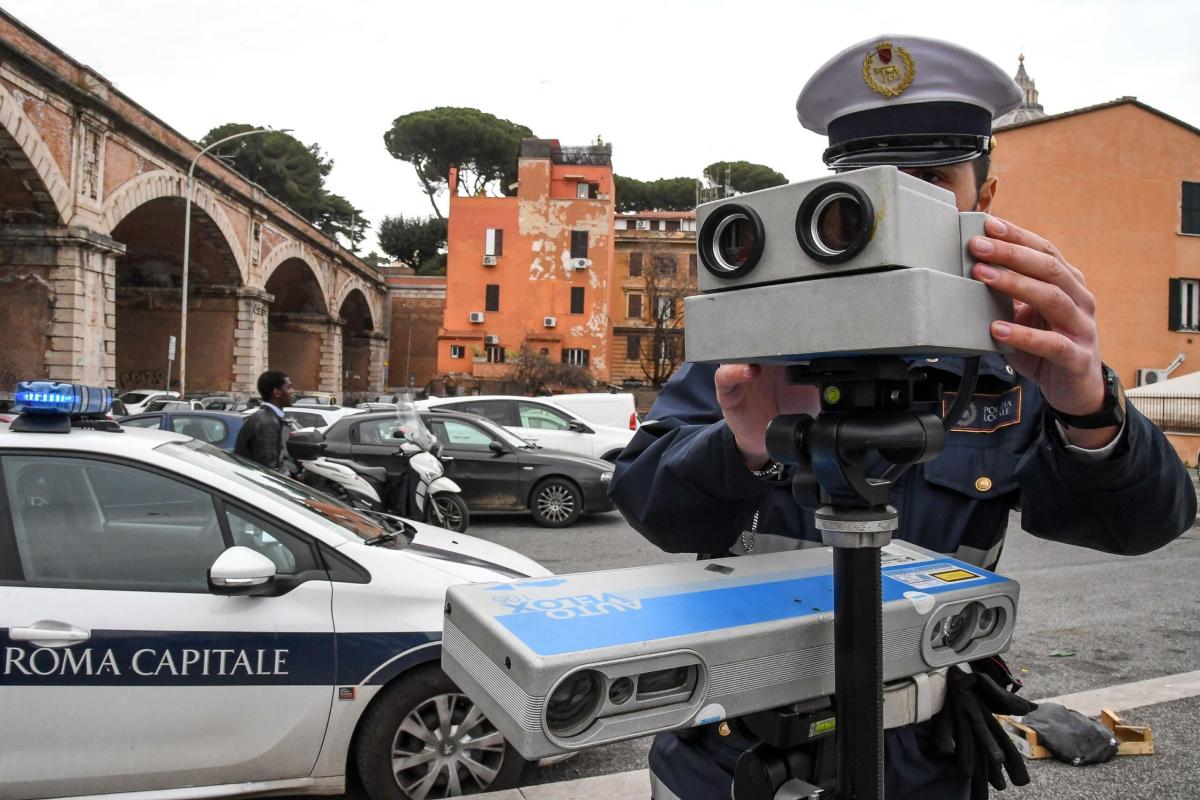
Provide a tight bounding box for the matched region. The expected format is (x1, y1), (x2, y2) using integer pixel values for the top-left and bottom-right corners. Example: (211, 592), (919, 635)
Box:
(813, 193), (864, 255)
(546, 670), (604, 738)
(714, 214), (756, 271)
(608, 676), (635, 705)
(637, 665), (696, 699)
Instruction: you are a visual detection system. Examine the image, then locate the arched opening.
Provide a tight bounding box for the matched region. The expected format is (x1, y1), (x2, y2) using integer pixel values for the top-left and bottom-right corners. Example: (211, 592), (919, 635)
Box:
(265, 258), (327, 394)
(339, 289), (374, 397)
(110, 197), (243, 394)
(0, 127), (61, 392)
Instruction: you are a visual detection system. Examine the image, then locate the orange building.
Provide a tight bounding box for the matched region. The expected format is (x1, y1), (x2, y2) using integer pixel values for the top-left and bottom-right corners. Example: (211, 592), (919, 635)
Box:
(609, 211), (697, 386)
(990, 59), (1200, 460)
(437, 139), (616, 382)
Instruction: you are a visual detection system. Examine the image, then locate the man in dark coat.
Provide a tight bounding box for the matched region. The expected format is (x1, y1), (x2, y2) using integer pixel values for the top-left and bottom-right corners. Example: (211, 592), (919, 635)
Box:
(610, 34), (1196, 800)
(234, 370), (298, 476)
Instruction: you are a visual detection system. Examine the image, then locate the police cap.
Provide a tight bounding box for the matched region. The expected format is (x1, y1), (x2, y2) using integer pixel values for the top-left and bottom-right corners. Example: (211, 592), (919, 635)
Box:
(796, 35), (1022, 169)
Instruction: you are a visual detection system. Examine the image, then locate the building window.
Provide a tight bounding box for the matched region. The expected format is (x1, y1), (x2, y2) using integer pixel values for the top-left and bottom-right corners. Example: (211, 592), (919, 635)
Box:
(614, 219), (628, 230)
(629, 252), (643, 277)
(681, 219), (697, 232)
(626, 334), (641, 361)
(653, 254), (677, 277)
(571, 286), (585, 314)
(688, 253), (698, 278)
(656, 296), (676, 319)
(485, 284), (500, 312)
(627, 293), (643, 319)
(485, 228), (504, 256)
(570, 230), (589, 259)
(665, 220), (680, 232)
(450, 345), (465, 359)
(563, 348), (590, 367)
(576, 182), (600, 199)
(540, 347), (550, 356)
(485, 344), (506, 363)
(1184, 182), (1200, 235)
(1169, 278), (1200, 331)
(657, 337), (677, 362)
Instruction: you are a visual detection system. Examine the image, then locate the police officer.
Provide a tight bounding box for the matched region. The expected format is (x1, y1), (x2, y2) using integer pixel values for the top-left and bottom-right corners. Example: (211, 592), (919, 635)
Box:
(609, 35), (1197, 800)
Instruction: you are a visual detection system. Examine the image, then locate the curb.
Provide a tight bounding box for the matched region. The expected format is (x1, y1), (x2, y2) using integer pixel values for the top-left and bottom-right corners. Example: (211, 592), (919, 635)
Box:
(477, 769), (648, 799)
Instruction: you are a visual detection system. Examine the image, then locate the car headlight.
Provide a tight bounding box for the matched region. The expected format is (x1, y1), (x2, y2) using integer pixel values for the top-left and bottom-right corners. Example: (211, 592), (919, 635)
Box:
(600, 471), (613, 483)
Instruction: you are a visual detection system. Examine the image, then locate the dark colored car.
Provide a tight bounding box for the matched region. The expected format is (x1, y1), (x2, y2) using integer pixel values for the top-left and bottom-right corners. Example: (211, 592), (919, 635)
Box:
(323, 409), (616, 527)
(119, 410), (246, 451)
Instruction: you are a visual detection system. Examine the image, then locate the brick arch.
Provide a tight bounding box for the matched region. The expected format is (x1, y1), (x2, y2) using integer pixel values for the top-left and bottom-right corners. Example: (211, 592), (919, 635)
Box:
(334, 282), (379, 332)
(260, 241), (331, 313)
(0, 82), (72, 225)
(101, 170), (249, 285)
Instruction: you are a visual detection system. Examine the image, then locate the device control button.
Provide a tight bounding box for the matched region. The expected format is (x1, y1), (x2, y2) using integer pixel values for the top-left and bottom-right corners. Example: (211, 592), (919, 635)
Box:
(975, 476), (993, 492)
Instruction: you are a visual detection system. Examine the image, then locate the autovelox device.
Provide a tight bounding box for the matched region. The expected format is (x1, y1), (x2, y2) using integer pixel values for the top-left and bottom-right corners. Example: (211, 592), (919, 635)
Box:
(442, 541), (1018, 760)
(684, 165), (1012, 363)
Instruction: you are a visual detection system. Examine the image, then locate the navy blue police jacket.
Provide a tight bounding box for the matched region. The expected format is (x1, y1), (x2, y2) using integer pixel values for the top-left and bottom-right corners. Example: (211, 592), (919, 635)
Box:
(609, 356), (1195, 800)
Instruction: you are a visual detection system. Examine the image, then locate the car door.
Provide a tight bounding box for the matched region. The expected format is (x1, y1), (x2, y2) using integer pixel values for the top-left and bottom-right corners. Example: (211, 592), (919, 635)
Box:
(424, 417), (525, 511)
(511, 400), (598, 458)
(0, 453), (335, 798)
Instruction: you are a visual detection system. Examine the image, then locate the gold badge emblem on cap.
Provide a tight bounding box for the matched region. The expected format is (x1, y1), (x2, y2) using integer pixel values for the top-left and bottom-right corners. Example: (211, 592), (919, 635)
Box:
(863, 41), (916, 98)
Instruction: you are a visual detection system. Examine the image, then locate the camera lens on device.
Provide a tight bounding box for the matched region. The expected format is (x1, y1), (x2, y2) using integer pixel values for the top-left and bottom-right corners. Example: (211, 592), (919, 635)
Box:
(698, 204), (765, 279)
(795, 183), (874, 264)
(546, 669), (604, 738)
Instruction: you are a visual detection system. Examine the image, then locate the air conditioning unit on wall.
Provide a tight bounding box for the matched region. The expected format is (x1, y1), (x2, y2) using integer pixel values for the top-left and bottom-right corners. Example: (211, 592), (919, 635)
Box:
(482, 255), (498, 266)
(469, 311), (485, 323)
(1137, 368), (1170, 386)
(544, 316), (557, 328)
(484, 335), (500, 345)
(572, 258), (590, 270)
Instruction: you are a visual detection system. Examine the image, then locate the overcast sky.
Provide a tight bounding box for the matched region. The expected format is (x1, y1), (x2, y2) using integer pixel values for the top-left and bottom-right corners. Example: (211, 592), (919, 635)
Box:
(6, 0), (1199, 254)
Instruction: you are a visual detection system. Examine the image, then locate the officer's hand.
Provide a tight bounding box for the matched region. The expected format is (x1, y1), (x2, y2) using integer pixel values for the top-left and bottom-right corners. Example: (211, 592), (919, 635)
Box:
(715, 364), (819, 471)
(969, 217), (1116, 448)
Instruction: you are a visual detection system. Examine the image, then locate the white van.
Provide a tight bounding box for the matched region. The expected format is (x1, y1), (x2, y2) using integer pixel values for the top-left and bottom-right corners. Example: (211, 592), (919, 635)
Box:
(550, 392), (640, 431)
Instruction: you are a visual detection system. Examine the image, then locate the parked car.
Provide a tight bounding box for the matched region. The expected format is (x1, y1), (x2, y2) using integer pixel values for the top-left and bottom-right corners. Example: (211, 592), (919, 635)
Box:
(294, 392), (337, 406)
(551, 391), (640, 431)
(417, 395), (635, 462)
(120, 410), (246, 451)
(282, 404), (366, 432)
(145, 399), (204, 412)
(324, 408), (616, 527)
(118, 389), (180, 415)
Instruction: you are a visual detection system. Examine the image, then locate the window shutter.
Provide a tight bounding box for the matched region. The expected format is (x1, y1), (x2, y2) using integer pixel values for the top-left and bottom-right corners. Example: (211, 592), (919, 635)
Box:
(627, 335), (641, 361)
(571, 230), (589, 259)
(1183, 182), (1200, 235)
(1169, 278), (1182, 331)
(629, 252), (643, 277)
(485, 284), (500, 312)
(494, 228), (503, 256)
(571, 286), (585, 314)
(688, 253), (698, 278)
(628, 293), (642, 319)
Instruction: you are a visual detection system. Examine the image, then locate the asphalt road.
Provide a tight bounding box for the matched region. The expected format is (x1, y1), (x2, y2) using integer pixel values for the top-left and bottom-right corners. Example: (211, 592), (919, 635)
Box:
(303, 508), (1200, 798)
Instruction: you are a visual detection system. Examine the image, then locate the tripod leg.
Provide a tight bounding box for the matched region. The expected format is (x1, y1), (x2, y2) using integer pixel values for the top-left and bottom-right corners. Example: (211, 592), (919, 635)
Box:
(833, 546), (883, 800)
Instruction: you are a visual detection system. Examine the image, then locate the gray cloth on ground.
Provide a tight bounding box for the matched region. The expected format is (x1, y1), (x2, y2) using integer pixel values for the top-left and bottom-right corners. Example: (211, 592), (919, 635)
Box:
(1019, 703), (1119, 766)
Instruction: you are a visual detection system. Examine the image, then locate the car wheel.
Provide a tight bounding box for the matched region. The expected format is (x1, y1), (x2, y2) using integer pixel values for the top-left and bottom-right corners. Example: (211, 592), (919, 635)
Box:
(530, 477), (583, 528)
(432, 492), (470, 533)
(355, 666), (526, 799)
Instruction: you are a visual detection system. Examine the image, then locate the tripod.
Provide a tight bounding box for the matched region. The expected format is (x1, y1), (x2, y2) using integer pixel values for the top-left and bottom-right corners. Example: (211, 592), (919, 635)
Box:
(731, 356), (974, 800)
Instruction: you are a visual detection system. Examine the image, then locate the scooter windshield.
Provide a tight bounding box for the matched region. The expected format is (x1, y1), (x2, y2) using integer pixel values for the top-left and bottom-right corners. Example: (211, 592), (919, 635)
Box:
(388, 397), (439, 451)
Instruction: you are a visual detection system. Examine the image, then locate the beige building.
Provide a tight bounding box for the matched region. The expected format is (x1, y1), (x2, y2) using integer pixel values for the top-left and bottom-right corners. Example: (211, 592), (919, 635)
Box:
(609, 211), (697, 387)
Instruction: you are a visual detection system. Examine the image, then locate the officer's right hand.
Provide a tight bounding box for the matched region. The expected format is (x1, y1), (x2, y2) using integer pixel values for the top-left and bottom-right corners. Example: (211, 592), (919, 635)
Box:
(715, 364), (819, 471)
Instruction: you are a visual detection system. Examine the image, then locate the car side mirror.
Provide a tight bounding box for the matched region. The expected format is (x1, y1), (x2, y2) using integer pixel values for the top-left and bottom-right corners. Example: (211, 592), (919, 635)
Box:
(208, 546), (277, 595)
(568, 420), (591, 434)
(489, 440), (507, 455)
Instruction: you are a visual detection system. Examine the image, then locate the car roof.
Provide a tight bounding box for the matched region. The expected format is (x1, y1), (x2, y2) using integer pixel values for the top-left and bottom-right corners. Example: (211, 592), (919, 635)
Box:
(423, 395), (578, 412)
(0, 421), (192, 454)
(122, 410), (246, 421)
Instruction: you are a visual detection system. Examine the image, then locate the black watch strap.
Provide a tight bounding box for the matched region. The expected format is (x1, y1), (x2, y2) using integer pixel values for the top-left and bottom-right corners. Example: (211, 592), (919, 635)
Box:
(1046, 363), (1126, 430)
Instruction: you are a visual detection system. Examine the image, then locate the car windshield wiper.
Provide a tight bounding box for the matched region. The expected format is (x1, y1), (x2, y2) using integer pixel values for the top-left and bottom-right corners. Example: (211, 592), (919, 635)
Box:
(361, 511), (417, 545)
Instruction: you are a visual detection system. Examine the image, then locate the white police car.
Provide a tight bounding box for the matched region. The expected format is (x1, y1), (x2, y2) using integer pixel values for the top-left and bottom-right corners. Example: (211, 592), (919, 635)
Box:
(0, 383), (548, 799)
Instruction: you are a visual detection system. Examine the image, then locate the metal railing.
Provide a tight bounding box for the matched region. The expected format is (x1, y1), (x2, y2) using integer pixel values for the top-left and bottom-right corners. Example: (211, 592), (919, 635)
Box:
(554, 145), (612, 166)
(1127, 394), (1200, 434)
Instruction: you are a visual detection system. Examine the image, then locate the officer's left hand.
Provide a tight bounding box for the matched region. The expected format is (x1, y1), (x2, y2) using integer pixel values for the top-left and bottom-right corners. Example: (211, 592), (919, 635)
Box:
(969, 217), (1116, 448)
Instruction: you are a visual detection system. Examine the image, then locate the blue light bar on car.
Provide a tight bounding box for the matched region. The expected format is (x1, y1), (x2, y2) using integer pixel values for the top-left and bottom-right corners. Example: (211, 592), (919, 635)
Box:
(14, 381), (113, 415)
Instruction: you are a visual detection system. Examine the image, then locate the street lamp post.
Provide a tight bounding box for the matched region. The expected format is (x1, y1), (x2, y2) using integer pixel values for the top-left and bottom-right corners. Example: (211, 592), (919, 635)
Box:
(179, 127), (287, 397)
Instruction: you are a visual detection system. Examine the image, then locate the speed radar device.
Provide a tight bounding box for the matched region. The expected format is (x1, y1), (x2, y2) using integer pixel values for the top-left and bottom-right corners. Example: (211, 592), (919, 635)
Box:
(441, 541), (1017, 760)
(684, 165), (1011, 363)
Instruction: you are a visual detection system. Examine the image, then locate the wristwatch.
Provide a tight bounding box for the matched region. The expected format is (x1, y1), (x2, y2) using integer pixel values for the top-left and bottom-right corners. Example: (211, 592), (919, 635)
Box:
(1046, 363), (1126, 430)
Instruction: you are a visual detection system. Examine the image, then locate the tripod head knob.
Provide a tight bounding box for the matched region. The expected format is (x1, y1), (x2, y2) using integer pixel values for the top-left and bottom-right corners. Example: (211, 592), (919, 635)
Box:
(765, 414), (814, 466)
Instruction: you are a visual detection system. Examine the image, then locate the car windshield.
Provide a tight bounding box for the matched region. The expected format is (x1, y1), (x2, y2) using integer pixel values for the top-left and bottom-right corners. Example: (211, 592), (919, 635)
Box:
(157, 439), (396, 545)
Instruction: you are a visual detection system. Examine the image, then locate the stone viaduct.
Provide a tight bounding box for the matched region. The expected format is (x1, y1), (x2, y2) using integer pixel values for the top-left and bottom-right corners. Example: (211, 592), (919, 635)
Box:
(0, 11), (389, 399)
